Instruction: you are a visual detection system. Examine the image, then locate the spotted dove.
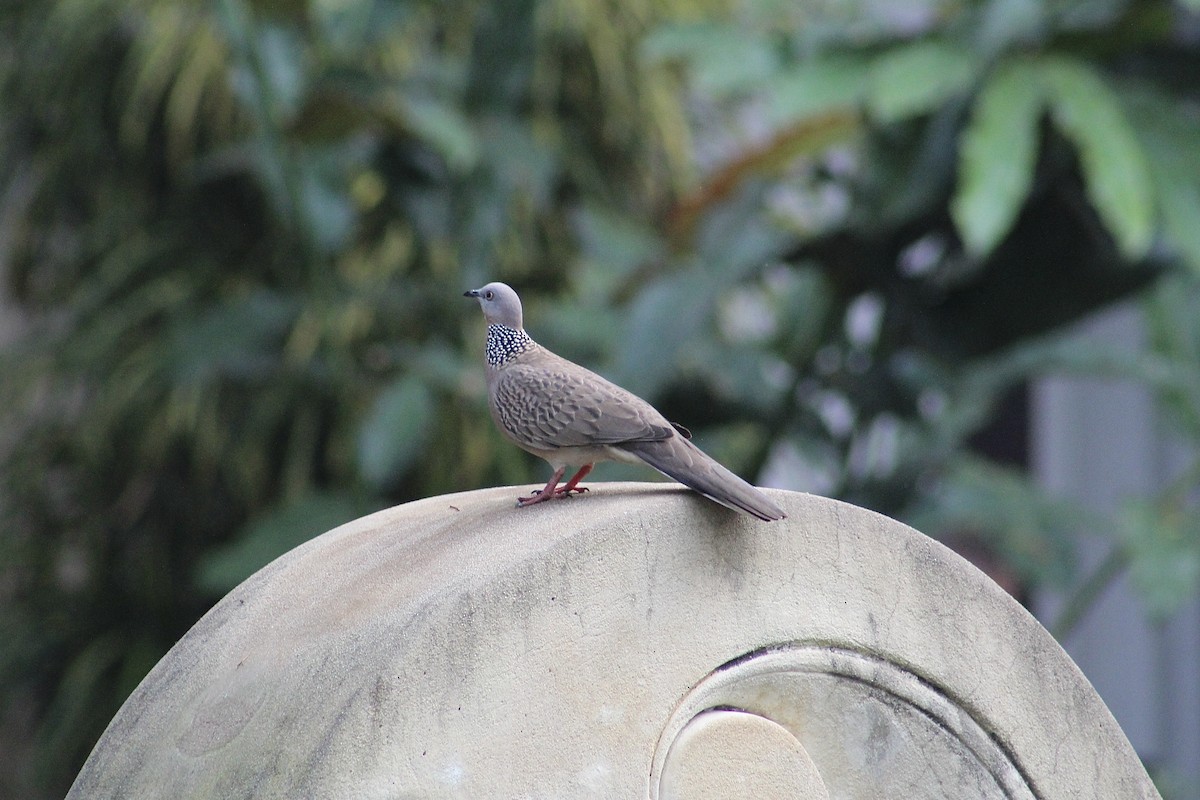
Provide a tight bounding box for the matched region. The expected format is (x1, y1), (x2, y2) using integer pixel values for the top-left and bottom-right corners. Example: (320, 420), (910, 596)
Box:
(464, 282), (786, 521)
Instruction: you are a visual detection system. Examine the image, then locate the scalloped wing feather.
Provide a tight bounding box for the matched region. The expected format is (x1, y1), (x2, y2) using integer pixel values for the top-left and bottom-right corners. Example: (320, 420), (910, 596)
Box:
(491, 360), (674, 452)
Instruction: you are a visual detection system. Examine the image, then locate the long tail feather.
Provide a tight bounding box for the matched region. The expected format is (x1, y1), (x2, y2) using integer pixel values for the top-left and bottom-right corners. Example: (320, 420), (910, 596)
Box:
(622, 436), (786, 521)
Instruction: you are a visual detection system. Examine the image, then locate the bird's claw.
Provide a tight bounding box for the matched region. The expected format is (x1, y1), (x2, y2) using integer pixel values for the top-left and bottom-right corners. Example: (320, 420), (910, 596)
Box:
(515, 485), (589, 507)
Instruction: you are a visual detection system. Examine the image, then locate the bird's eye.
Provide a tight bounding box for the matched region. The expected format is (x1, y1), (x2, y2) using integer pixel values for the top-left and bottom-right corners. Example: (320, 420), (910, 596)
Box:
(485, 290), (494, 300)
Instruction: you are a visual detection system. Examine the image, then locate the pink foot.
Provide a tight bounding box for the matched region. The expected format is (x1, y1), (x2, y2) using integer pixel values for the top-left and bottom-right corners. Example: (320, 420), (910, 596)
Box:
(516, 491), (553, 506)
(514, 465), (593, 507)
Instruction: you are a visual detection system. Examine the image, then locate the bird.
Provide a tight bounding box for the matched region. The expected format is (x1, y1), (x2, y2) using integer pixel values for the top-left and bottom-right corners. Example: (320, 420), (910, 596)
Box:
(463, 281), (786, 521)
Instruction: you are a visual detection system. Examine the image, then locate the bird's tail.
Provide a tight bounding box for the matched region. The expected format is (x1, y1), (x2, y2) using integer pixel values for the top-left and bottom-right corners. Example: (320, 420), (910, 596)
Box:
(622, 435), (786, 522)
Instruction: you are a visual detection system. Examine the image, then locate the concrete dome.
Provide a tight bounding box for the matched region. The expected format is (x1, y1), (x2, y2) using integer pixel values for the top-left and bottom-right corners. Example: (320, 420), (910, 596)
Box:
(69, 484), (1158, 798)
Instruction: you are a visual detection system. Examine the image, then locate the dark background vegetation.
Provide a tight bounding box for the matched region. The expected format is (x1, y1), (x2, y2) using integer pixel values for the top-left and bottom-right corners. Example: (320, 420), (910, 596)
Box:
(3, 0), (1200, 795)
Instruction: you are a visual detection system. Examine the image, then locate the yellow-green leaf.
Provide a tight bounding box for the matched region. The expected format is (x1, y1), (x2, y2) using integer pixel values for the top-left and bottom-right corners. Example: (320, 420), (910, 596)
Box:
(357, 375), (435, 489)
(1041, 57), (1155, 259)
(1119, 500), (1200, 621)
(767, 55), (870, 124)
(868, 41), (979, 123)
(952, 60), (1044, 256)
(1123, 90), (1200, 274)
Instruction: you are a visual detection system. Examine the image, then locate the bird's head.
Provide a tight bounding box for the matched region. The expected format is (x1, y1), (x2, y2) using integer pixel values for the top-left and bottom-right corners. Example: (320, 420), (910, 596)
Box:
(464, 282), (523, 329)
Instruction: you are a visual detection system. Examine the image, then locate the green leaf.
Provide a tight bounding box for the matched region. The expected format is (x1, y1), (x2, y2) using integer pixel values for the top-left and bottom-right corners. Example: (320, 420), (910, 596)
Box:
(299, 161), (357, 254)
(974, 0), (1046, 55)
(1119, 500), (1200, 621)
(906, 456), (1085, 587)
(1154, 165), (1200, 275)
(691, 422), (769, 476)
(696, 195), (792, 280)
(1124, 90), (1200, 273)
(34, 632), (127, 771)
(402, 340), (478, 395)
(612, 271), (713, 397)
(168, 291), (296, 384)
(1040, 57), (1155, 259)
(250, 22), (307, 118)
(357, 375), (435, 489)
(573, 205), (662, 291)
(114, 637), (164, 701)
(767, 55), (870, 124)
(772, 264), (835, 363)
(952, 60), (1044, 256)
(483, 116), (558, 206)
(692, 36), (778, 96)
(536, 301), (624, 363)
(196, 492), (371, 593)
(868, 41), (978, 122)
(1144, 276), (1200, 436)
(642, 23), (778, 95)
(309, 0), (403, 55)
(402, 97), (480, 172)
(641, 22), (724, 62)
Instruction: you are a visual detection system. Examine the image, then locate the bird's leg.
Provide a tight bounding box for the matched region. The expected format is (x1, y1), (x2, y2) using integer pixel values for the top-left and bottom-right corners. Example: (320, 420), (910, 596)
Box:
(553, 464), (593, 497)
(517, 467), (566, 507)
(517, 465), (593, 506)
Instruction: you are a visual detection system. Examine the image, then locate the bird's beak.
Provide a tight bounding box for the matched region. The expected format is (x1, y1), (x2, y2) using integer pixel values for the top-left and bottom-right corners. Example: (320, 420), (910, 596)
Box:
(463, 288), (481, 298)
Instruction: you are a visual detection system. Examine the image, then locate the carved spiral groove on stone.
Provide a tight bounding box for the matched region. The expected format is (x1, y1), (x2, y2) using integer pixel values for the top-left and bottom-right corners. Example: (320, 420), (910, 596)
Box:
(650, 643), (1036, 800)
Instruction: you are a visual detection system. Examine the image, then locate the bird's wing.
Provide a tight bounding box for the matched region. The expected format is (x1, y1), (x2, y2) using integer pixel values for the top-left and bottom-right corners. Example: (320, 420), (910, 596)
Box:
(492, 359), (675, 452)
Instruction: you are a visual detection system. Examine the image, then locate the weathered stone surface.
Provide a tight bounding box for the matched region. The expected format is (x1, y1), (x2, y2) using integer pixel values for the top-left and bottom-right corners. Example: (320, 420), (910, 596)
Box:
(660, 709), (828, 799)
(69, 484), (1159, 799)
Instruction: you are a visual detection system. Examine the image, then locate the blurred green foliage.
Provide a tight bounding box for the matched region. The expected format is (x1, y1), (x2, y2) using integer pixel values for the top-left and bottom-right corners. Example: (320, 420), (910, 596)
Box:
(2, 0), (1200, 795)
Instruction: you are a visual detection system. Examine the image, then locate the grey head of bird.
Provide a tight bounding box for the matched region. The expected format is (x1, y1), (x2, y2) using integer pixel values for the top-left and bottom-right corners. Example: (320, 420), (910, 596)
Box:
(463, 282), (523, 329)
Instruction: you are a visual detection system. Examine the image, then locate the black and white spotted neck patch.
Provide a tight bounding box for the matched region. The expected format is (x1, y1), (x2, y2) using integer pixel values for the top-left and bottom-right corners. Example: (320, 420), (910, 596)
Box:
(486, 323), (536, 366)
